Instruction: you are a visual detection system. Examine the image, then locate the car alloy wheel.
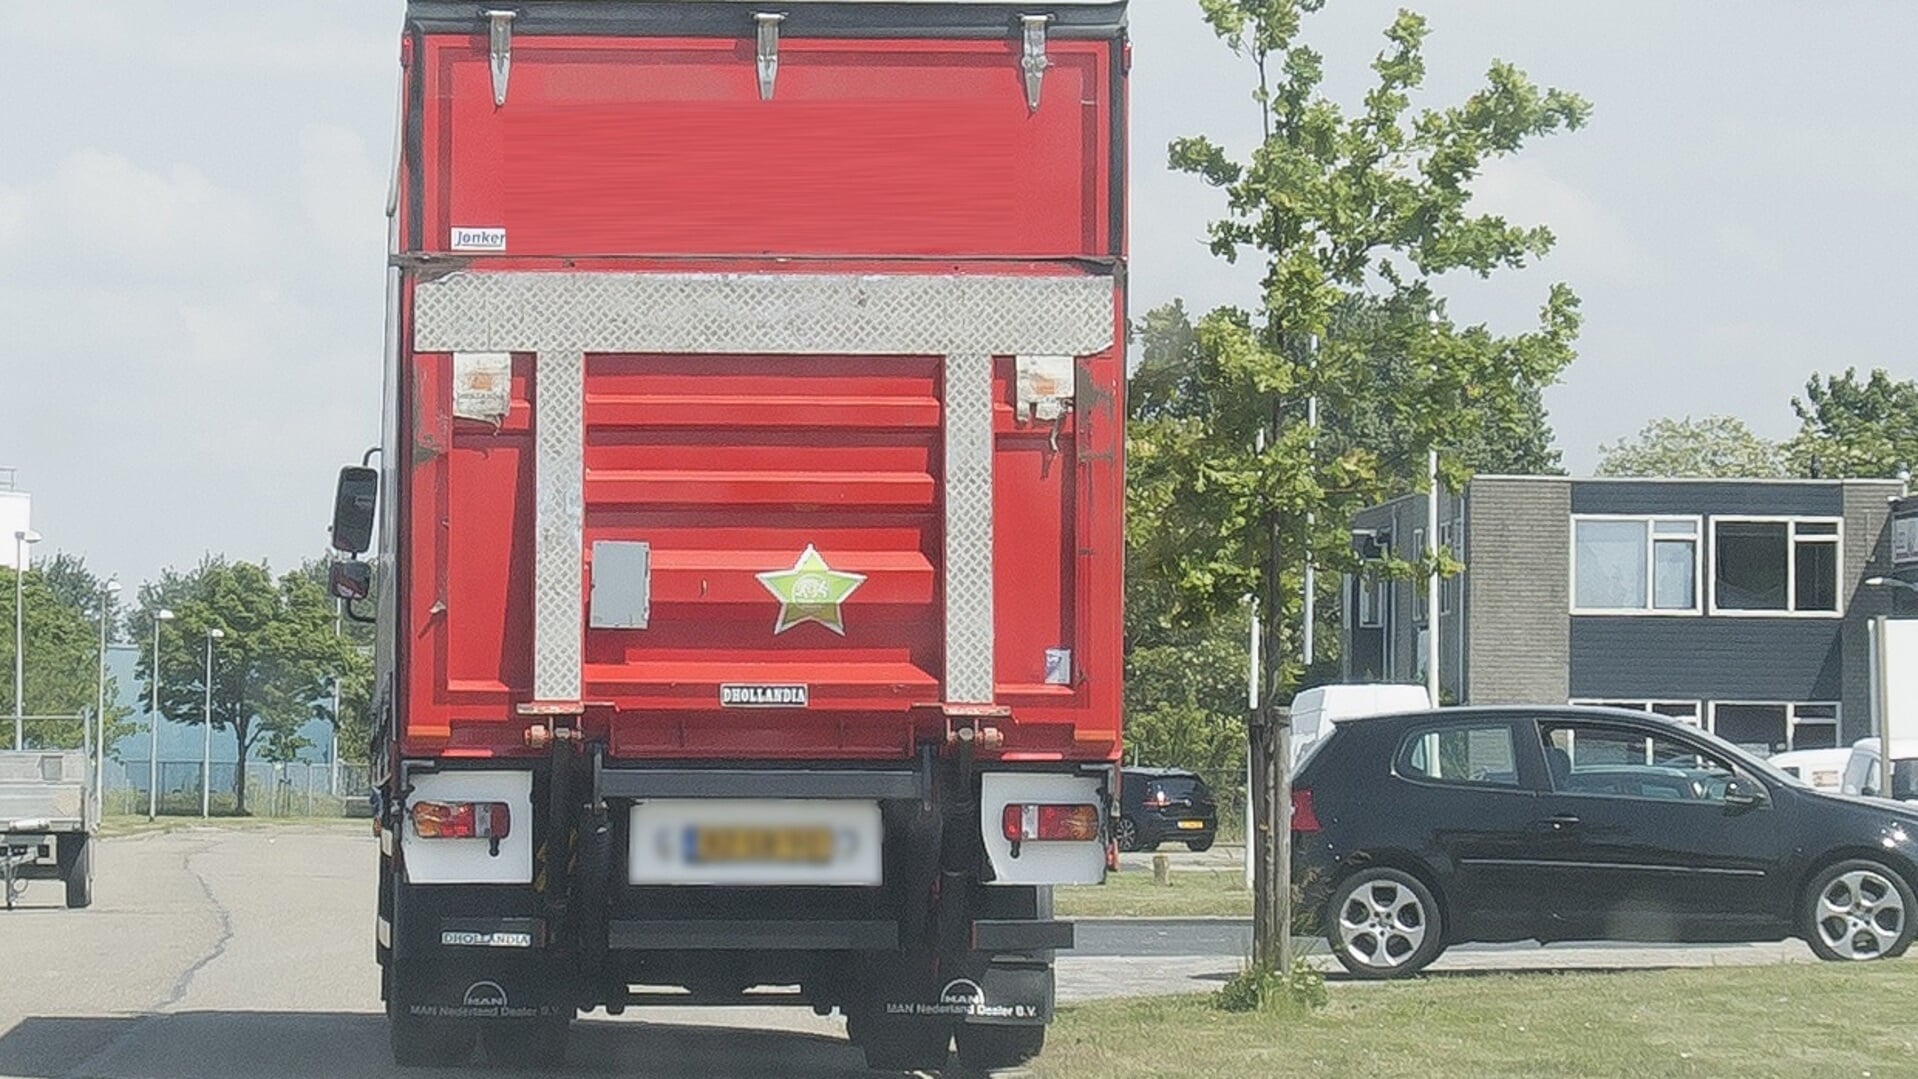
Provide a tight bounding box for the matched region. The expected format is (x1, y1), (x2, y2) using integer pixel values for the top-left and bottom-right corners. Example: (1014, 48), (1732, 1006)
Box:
(1330, 868), (1443, 978)
(1807, 860), (1915, 962)
(1115, 817), (1140, 853)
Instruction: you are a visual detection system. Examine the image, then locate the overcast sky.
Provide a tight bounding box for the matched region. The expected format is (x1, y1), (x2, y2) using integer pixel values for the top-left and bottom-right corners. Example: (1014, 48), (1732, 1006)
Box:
(3, 2), (1915, 589)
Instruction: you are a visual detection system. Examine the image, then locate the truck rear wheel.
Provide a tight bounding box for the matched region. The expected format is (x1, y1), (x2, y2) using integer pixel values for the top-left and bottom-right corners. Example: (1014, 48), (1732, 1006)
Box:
(61, 835), (93, 910)
(387, 1000), (474, 1068)
(954, 1023), (1046, 1071)
(855, 1013), (951, 1074)
(482, 1016), (570, 1068)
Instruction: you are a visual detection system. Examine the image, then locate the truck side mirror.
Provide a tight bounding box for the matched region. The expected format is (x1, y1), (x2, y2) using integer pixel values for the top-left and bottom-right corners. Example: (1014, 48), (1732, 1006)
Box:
(329, 560), (373, 602)
(331, 466), (379, 555)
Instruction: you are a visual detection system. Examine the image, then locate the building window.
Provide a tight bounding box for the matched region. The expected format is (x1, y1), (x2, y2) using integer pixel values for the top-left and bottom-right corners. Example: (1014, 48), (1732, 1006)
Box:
(1572, 700), (1703, 726)
(1711, 518), (1842, 615)
(1571, 516), (1700, 614)
(1356, 574), (1386, 628)
(1708, 702), (1841, 755)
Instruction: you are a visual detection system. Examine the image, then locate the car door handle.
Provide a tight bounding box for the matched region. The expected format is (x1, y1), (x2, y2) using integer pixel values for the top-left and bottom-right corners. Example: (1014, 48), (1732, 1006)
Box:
(1533, 815), (1582, 832)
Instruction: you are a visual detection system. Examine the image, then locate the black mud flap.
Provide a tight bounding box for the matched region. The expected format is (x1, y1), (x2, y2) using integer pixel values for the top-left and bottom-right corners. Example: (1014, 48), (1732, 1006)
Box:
(394, 962), (574, 1022)
(912, 957), (1052, 1028)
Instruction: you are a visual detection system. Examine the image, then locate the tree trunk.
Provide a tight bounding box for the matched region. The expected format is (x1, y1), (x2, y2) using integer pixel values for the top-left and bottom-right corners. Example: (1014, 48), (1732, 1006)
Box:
(232, 717), (251, 816)
(1251, 529), (1296, 974)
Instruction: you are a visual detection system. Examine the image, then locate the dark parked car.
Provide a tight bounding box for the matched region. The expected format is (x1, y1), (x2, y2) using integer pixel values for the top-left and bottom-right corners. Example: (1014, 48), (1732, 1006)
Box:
(1293, 706), (1918, 978)
(1118, 768), (1218, 852)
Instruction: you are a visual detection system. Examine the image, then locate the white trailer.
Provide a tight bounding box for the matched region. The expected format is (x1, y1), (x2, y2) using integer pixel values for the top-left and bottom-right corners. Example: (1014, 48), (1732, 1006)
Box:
(0, 747), (96, 909)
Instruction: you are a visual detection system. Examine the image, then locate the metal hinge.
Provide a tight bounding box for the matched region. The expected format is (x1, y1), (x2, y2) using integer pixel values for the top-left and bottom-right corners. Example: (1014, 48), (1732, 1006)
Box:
(1020, 14), (1052, 112)
(756, 12), (787, 101)
(485, 9), (516, 107)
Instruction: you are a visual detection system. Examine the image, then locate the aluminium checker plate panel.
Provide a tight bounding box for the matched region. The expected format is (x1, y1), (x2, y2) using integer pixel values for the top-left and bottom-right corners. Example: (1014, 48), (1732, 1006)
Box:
(414, 270), (1116, 709)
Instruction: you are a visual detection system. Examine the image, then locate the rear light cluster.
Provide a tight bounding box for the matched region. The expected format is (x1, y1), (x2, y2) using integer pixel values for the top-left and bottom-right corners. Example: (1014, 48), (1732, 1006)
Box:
(1144, 787), (1171, 807)
(413, 801), (512, 841)
(1001, 803), (1101, 844)
(1291, 789), (1322, 834)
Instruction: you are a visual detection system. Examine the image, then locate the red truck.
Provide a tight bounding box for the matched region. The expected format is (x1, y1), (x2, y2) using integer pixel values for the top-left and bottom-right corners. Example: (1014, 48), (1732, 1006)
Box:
(326, 1), (1128, 1070)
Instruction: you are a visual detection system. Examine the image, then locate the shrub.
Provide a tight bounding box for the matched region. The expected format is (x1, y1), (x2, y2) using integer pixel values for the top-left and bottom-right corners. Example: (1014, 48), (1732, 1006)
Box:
(1213, 958), (1328, 1014)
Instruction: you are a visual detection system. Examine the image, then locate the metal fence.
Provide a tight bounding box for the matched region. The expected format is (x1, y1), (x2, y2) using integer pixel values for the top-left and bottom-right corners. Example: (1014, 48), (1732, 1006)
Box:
(103, 759), (373, 819)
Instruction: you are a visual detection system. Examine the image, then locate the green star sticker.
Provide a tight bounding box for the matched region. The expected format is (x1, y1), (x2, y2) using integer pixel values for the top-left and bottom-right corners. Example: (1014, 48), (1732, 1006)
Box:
(756, 545), (868, 636)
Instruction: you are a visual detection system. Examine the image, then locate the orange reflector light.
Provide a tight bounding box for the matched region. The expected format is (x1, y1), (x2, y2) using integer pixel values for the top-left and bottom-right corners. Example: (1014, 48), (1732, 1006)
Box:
(1001, 803), (1101, 843)
(412, 800), (512, 840)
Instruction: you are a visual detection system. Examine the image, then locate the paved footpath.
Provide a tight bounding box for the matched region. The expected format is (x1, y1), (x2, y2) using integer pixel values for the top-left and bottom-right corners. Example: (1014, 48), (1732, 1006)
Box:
(0, 827), (1820, 1079)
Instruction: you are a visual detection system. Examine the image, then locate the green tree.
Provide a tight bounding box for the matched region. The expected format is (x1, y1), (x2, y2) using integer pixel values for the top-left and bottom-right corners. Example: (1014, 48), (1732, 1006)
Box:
(132, 557), (357, 813)
(296, 556), (376, 766)
(2, 561), (131, 750)
(1786, 368), (1918, 479)
(1136, 1), (1586, 715)
(1129, 294), (1561, 730)
(1595, 415), (1787, 478)
(38, 552), (123, 638)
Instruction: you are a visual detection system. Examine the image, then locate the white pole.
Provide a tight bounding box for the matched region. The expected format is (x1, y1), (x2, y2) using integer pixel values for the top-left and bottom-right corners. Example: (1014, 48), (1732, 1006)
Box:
(1304, 407), (1319, 668)
(1303, 335), (1319, 669)
(1876, 615), (1894, 800)
(149, 609), (174, 821)
(1246, 423), (1269, 890)
(1245, 596), (1261, 890)
(12, 537), (22, 750)
(13, 531), (37, 750)
(330, 605), (342, 797)
(96, 580), (118, 818)
(1427, 449), (1441, 705)
(202, 629), (222, 818)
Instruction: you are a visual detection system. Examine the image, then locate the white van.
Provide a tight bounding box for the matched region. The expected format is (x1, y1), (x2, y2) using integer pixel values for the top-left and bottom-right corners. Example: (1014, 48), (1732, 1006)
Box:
(1767, 747), (1851, 792)
(1840, 738), (1918, 801)
(1289, 684), (1434, 765)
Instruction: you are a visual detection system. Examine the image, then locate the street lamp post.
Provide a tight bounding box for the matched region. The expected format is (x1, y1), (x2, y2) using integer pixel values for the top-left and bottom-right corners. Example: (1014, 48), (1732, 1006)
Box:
(95, 578), (121, 818)
(1864, 577), (1917, 802)
(201, 628), (224, 818)
(13, 528), (43, 750)
(148, 608), (175, 821)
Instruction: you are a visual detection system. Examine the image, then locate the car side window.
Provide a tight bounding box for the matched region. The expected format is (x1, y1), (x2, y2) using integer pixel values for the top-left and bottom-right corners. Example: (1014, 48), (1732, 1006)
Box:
(1399, 724), (1522, 788)
(1539, 723), (1740, 804)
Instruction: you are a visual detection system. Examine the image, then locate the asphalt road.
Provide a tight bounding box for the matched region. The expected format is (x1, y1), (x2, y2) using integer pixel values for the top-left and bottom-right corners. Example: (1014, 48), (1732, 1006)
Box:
(0, 827), (1819, 1079)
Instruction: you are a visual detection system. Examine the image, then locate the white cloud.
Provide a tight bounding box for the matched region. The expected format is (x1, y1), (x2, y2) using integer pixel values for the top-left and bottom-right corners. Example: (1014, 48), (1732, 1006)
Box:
(1471, 158), (1636, 280)
(0, 185), (25, 250)
(298, 125), (390, 261)
(0, 151), (270, 283)
(16, 5), (391, 79)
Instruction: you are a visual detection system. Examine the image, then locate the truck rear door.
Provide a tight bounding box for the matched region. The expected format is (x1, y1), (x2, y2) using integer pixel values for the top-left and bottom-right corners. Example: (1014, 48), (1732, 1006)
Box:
(395, 2), (1127, 764)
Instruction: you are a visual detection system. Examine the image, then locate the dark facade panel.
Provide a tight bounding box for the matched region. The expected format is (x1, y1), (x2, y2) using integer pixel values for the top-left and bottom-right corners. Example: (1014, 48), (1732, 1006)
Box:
(1568, 618), (1842, 703)
(1570, 481), (1842, 519)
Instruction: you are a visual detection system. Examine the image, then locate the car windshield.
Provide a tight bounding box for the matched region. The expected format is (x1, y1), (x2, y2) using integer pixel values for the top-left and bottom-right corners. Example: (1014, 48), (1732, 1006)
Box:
(1672, 722), (1798, 788)
(1146, 776), (1209, 802)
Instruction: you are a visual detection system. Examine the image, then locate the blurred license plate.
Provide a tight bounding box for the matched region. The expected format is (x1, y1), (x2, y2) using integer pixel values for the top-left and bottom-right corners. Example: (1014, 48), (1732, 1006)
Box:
(689, 826), (834, 865)
(1177, 820), (1206, 830)
(628, 799), (882, 886)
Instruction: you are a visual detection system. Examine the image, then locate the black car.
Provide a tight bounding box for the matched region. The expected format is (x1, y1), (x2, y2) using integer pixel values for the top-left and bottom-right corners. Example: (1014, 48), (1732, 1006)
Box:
(1293, 706), (1918, 978)
(1118, 768), (1218, 852)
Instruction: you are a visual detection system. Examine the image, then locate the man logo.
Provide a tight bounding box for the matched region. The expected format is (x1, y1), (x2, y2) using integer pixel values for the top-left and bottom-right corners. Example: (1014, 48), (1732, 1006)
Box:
(462, 981), (509, 1009)
(939, 978), (986, 1010)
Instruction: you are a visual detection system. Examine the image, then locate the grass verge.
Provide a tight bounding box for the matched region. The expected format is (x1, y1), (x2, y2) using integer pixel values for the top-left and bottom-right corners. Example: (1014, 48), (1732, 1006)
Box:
(1055, 867), (1251, 919)
(1038, 962), (1918, 1078)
